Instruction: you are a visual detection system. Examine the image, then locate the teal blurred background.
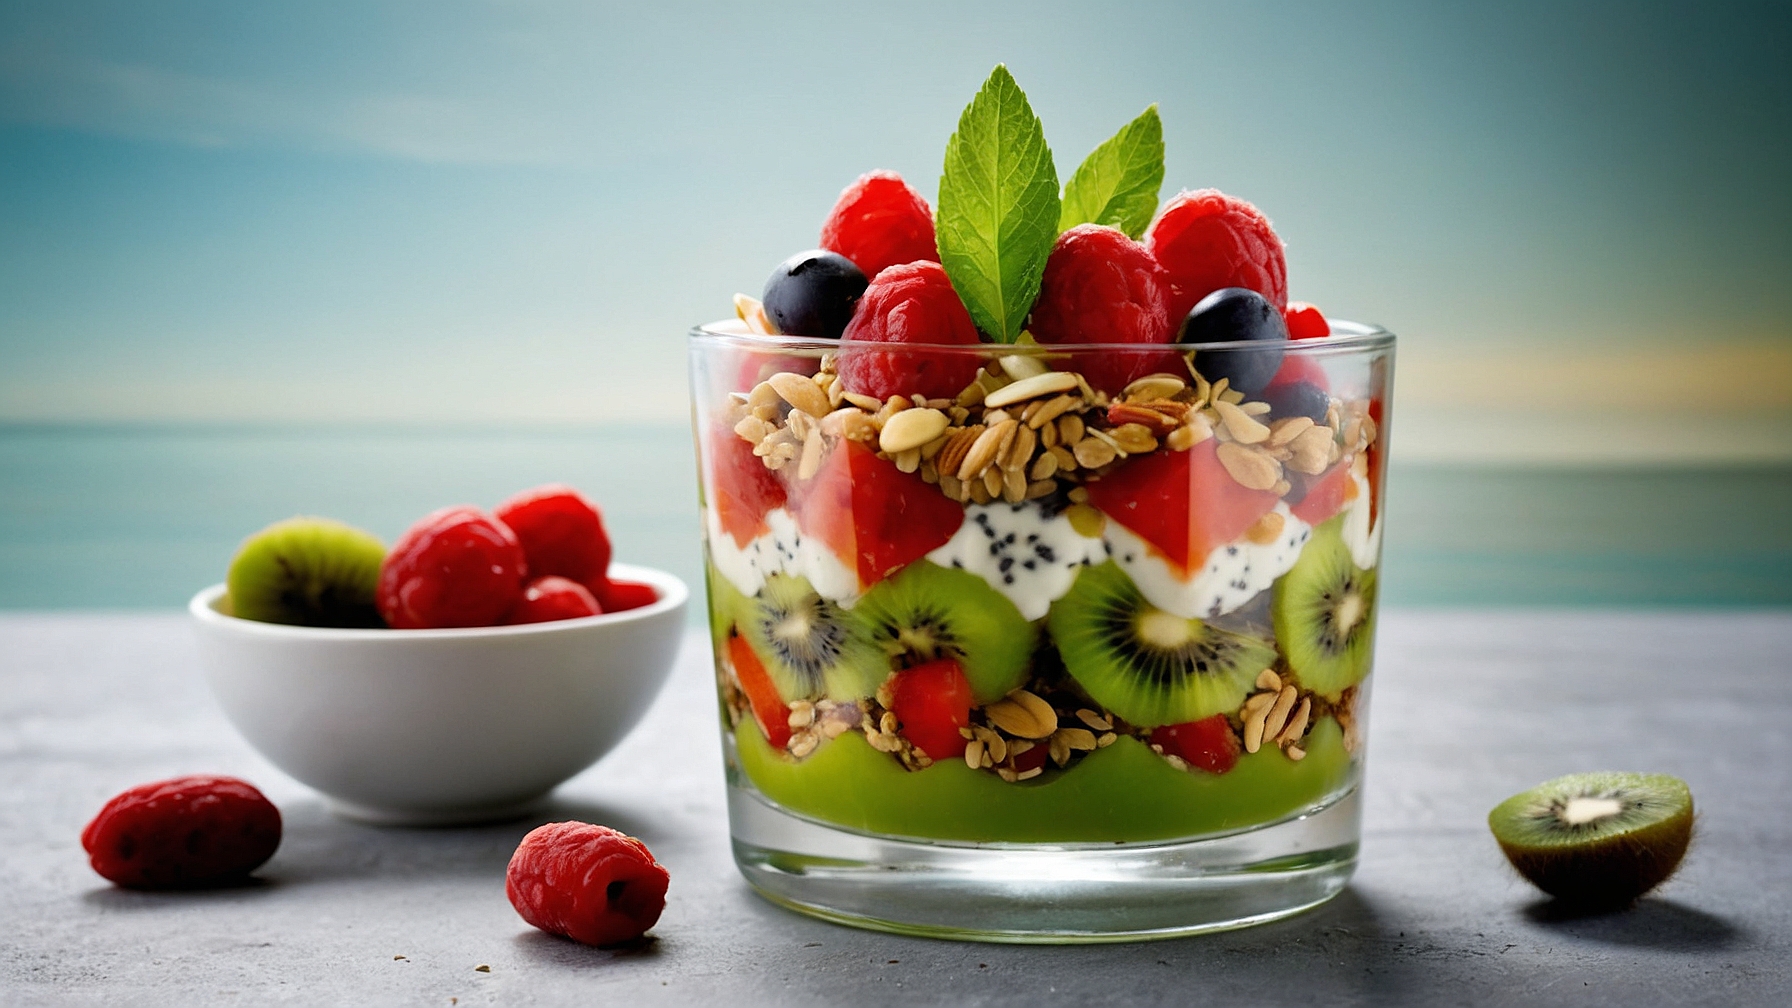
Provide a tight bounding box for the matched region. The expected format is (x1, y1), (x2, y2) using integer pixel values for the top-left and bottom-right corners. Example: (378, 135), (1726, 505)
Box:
(2, 1), (1789, 608)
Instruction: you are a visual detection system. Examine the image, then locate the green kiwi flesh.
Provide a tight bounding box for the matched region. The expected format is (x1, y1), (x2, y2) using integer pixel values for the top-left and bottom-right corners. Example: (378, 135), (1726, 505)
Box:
(1488, 771), (1694, 907)
(705, 563), (750, 650)
(739, 573), (884, 703)
(1048, 561), (1276, 728)
(226, 516), (387, 627)
(1272, 517), (1376, 699)
(854, 561), (1035, 703)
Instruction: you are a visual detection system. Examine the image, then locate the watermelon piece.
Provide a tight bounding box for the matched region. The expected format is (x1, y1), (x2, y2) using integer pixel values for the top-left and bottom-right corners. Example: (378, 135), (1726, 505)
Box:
(792, 439), (964, 589)
(1084, 440), (1281, 577)
(888, 658), (974, 761)
(1149, 714), (1241, 774)
(707, 424), (787, 548)
(728, 634), (791, 749)
(1290, 462), (1355, 526)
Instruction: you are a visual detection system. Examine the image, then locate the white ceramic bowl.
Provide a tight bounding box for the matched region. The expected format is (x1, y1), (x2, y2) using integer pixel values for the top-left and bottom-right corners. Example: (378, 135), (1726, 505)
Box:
(189, 563), (688, 826)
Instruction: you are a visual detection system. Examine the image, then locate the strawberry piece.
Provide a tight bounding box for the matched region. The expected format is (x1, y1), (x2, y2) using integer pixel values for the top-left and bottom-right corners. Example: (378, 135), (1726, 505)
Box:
(1290, 462), (1355, 526)
(707, 424), (788, 548)
(506, 576), (602, 624)
(506, 822), (669, 947)
(793, 439), (963, 588)
(1084, 440), (1280, 577)
(377, 506), (528, 628)
(82, 776), (281, 889)
(1150, 714), (1241, 774)
(819, 170), (940, 282)
(594, 578), (657, 613)
(728, 635), (791, 748)
(888, 658), (973, 761)
(836, 261), (984, 402)
(1145, 189), (1288, 323)
(1028, 224), (1182, 393)
(1267, 352), (1329, 393)
(494, 484), (611, 588)
(1284, 301), (1329, 339)
(1366, 397), (1385, 526)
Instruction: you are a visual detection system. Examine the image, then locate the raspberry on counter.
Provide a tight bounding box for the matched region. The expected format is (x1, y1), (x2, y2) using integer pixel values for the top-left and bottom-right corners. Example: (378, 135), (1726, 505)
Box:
(82, 776), (282, 889)
(506, 822), (670, 946)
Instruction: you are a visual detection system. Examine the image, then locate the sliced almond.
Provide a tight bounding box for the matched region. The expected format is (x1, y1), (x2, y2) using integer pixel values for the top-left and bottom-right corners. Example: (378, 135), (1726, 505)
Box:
(1029, 450), (1059, 481)
(1002, 423), (1037, 473)
(878, 407), (950, 454)
(769, 372), (830, 418)
(1122, 374), (1187, 401)
(893, 447), (921, 473)
(1027, 394), (1078, 430)
(1058, 413), (1085, 445)
(1255, 669), (1282, 692)
(1002, 468), (1027, 503)
(935, 425), (983, 477)
(998, 354), (1049, 380)
(983, 699), (1047, 739)
(983, 371), (1080, 409)
(1026, 479), (1056, 499)
(733, 293), (774, 334)
(1213, 399), (1271, 444)
(958, 420), (1017, 480)
(1262, 685), (1298, 742)
(1073, 436), (1117, 469)
(964, 738), (986, 770)
(1277, 698), (1311, 746)
(797, 428), (825, 480)
(1058, 727), (1097, 751)
(1010, 689), (1058, 735)
(1268, 415), (1314, 447)
(1243, 700), (1270, 754)
(1216, 441), (1281, 490)
(1109, 423), (1158, 454)
(843, 391), (883, 411)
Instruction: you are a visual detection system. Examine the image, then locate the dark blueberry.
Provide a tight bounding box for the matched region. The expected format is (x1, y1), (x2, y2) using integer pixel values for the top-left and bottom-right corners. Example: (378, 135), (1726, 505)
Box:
(762, 250), (867, 339)
(1178, 287), (1288, 397)
(1261, 380), (1329, 423)
(1281, 469), (1315, 506)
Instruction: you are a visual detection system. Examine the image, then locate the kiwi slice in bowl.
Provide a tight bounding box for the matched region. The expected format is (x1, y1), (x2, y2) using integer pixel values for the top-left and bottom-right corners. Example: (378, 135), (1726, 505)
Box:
(1048, 561), (1276, 728)
(855, 561), (1035, 703)
(226, 516), (387, 628)
(1272, 517), (1377, 699)
(1488, 771), (1694, 907)
(740, 573), (885, 702)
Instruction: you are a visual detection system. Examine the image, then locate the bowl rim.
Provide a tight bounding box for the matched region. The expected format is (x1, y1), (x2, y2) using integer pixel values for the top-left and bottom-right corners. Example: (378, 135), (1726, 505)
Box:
(189, 561), (688, 641)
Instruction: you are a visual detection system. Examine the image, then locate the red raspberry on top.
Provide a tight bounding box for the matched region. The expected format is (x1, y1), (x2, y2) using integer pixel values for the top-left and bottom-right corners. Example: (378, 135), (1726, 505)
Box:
(1145, 189), (1288, 323)
(836, 260), (983, 402)
(377, 506), (528, 629)
(506, 576), (602, 624)
(494, 484), (612, 589)
(819, 170), (939, 282)
(1028, 224), (1180, 393)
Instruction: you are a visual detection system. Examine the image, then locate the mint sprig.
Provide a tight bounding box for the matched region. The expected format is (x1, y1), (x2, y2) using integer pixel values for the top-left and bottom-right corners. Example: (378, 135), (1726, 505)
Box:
(935, 65), (1060, 344)
(1058, 104), (1163, 239)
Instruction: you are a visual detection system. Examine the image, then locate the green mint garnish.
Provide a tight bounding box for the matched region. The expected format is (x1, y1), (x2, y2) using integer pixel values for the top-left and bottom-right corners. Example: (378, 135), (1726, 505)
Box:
(936, 65), (1060, 344)
(1058, 104), (1163, 239)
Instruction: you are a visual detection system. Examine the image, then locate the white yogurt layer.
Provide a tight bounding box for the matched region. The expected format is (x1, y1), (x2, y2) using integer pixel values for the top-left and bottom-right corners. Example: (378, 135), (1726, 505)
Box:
(1338, 471), (1382, 570)
(1104, 503), (1312, 620)
(703, 505), (867, 608)
(925, 502), (1107, 620)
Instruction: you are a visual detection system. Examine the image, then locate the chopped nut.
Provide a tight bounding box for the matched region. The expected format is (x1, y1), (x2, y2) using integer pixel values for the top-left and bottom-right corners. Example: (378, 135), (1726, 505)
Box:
(1285, 744), (1306, 762)
(1213, 399), (1271, 444)
(797, 428), (825, 480)
(1057, 413), (1085, 445)
(998, 354), (1049, 380)
(1049, 445), (1078, 472)
(1072, 436), (1117, 469)
(843, 391), (883, 411)
(1058, 727), (1097, 751)
(734, 293), (773, 334)
(879, 408), (951, 454)
(1097, 732), (1117, 747)
(1029, 451), (1059, 481)
(940, 474), (967, 501)
(1027, 394), (1079, 430)
(734, 415), (775, 444)
(1243, 691), (1277, 716)
(968, 478), (994, 504)
(983, 465), (1005, 498)
(1262, 686), (1298, 742)
(1108, 422), (1158, 454)
(1002, 468), (1027, 503)
(1107, 402), (1179, 435)
(1048, 732), (1071, 767)
(1240, 400), (1271, 416)
(1277, 698), (1311, 746)
(1076, 708), (1112, 731)
(997, 767), (1019, 783)
(958, 419), (1018, 481)
(1216, 441), (1281, 490)
(1024, 479), (1055, 499)
(769, 372), (830, 418)
(1255, 669), (1282, 692)
(788, 701), (815, 729)
(964, 738), (986, 769)
(790, 733), (818, 758)
(1268, 415), (1314, 447)
(893, 447), (921, 473)
(1243, 700), (1270, 754)
(1016, 767), (1043, 781)
(1244, 511), (1285, 545)
(984, 371), (1080, 409)
(1122, 374), (1187, 401)
(1067, 485), (1090, 504)
(1288, 425), (1334, 474)
(1011, 689), (1058, 732)
(1002, 423), (1037, 473)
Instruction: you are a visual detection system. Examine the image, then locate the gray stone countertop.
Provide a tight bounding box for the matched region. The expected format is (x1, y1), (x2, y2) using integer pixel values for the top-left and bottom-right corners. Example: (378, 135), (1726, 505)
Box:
(2, 610), (1788, 1006)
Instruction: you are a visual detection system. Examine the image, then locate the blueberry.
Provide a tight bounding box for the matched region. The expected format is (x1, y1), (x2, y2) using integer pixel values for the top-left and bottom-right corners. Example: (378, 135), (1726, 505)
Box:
(762, 250), (867, 339)
(1178, 287), (1288, 397)
(1261, 379), (1329, 424)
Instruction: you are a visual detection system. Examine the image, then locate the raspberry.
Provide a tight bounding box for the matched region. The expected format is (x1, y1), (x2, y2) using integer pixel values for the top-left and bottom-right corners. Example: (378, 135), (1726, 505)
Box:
(506, 576), (602, 624)
(82, 776), (281, 889)
(506, 822), (670, 946)
(836, 261), (983, 402)
(377, 506), (528, 629)
(494, 485), (612, 588)
(1028, 224), (1180, 393)
(1145, 189), (1288, 323)
(1149, 714), (1241, 774)
(1283, 301), (1328, 339)
(819, 170), (939, 282)
(888, 658), (974, 761)
(593, 578), (658, 614)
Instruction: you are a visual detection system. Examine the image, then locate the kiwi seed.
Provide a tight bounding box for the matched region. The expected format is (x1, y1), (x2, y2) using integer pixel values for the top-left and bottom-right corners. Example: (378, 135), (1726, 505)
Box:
(1272, 517), (1376, 698)
(854, 561), (1035, 703)
(739, 574), (884, 703)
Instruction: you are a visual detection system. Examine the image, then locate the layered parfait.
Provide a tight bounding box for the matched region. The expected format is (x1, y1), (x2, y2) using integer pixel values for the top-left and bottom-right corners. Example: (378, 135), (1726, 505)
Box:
(694, 67), (1389, 844)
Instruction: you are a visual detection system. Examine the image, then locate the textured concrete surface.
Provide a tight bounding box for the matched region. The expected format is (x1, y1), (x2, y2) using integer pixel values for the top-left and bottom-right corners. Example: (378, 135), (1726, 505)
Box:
(2, 610), (1788, 1006)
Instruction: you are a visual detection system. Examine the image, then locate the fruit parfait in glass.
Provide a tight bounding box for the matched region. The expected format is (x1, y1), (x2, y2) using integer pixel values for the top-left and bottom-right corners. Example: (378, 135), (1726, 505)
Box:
(690, 66), (1392, 942)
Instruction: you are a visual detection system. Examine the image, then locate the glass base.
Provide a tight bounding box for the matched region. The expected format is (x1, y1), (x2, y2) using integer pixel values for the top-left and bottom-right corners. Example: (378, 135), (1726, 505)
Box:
(729, 785), (1361, 944)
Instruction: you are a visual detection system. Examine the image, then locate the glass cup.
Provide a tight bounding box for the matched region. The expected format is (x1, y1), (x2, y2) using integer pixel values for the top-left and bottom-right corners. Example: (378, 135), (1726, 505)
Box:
(689, 320), (1393, 942)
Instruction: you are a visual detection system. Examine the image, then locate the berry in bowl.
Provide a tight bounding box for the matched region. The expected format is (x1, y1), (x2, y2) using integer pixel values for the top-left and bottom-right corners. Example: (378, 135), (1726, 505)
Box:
(691, 66), (1392, 940)
(190, 485), (686, 826)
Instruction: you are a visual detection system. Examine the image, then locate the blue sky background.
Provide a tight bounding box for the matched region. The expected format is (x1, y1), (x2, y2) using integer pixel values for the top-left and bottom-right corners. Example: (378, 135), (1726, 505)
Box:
(2, 1), (1788, 458)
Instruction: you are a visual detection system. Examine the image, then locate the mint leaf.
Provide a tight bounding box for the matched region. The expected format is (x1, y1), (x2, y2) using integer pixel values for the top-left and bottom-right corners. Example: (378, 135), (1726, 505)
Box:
(1058, 104), (1163, 239)
(936, 65), (1060, 344)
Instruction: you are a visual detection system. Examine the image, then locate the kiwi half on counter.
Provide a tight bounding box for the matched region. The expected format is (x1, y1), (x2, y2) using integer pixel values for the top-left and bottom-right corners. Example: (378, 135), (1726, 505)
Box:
(739, 573), (885, 703)
(226, 516), (387, 628)
(1488, 771), (1695, 907)
(854, 561), (1035, 703)
(1273, 517), (1376, 698)
(1048, 561), (1276, 728)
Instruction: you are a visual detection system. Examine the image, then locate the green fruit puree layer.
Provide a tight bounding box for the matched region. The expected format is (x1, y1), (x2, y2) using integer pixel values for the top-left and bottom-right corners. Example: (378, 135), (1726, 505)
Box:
(733, 716), (1353, 843)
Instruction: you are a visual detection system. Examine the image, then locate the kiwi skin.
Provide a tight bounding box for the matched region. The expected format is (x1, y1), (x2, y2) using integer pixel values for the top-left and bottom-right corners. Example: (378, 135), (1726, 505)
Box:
(1488, 771), (1694, 908)
(227, 516), (386, 628)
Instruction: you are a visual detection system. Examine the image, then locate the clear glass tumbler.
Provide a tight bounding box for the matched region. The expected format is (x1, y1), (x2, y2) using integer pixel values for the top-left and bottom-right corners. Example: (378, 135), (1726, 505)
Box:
(689, 320), (1394, 942)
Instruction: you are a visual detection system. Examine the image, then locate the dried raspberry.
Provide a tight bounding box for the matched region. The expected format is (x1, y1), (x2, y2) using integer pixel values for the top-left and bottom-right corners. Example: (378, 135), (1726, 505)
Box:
(819, 170), (939, 281)
(1145, 189), (1288, 323)
(1283, 301), (1328, 339)
(82, 776), (281, 889)
(593, 578), (658, 614)
(506, 822), (670, 946)
(506, 576), (602, 624)
(1028, 224), (1180, 393)
(1149, 714), (1241, 774)
(494, 485), (612, 588)
(836, 261), (983, 402)
(377, 506), (528, 629)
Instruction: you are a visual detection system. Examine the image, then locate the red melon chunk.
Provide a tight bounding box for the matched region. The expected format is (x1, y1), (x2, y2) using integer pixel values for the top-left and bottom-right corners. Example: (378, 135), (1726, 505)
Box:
(1085, 440), (1280, 578)
(1290, 461), (1356, 526)
(1366, 397), (1386, 526)
(793, 439), (963, 588)
(1150, 714), (1241, 774)
(889, 658), (974, 761)
(728, 635), (791, 749)
(707, 424), (787, 548)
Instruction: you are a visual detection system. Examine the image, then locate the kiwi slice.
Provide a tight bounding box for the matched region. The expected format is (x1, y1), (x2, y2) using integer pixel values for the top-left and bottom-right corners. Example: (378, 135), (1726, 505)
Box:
(704, 564), (751, 650)
(1272, 517), (1376, 699)
(1048, 562), (1276, 728)
(226, 516), (387, 627)
(1488, 771), (1694, 907)
(740, 573), (884, 702)
(854, 561), (1035, 703)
